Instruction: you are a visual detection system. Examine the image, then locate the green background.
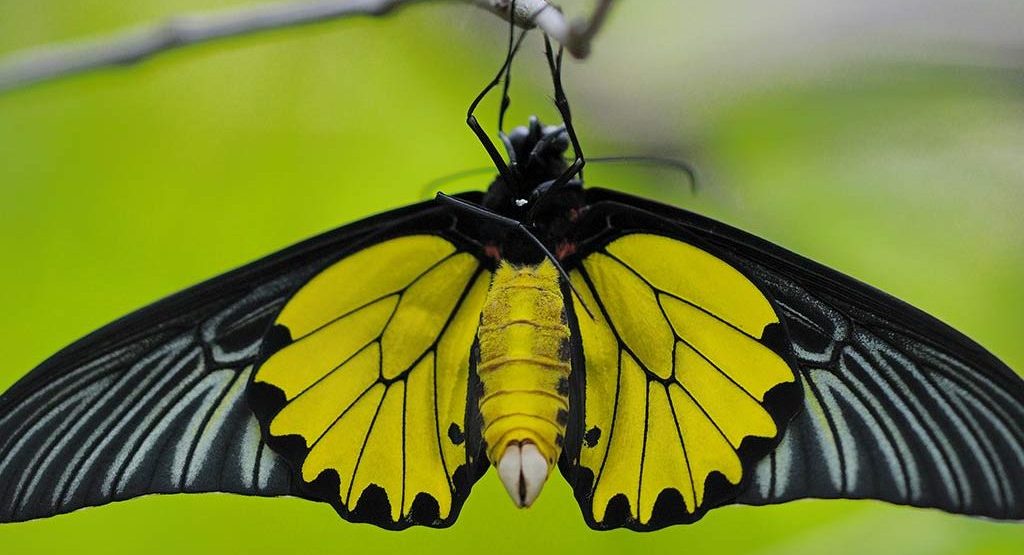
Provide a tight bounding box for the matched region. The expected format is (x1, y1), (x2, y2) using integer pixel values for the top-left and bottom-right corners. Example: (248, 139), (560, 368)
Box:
(1, 1), (1023, 554)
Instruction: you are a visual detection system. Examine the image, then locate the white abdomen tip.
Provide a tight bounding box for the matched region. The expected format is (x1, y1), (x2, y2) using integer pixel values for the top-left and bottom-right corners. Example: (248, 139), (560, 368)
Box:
(497, 442), (550, 508)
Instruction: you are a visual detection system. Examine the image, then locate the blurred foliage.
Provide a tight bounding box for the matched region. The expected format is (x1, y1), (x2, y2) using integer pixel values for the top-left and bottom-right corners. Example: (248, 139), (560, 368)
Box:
(1, 1), (1022, 554)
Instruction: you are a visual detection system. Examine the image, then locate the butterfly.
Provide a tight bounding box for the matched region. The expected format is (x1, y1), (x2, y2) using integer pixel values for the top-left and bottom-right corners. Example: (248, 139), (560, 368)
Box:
(1, 30), (1022, 533)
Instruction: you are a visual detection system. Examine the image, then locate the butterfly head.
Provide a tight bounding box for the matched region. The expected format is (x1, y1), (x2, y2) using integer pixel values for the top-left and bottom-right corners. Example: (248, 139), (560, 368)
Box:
(503, 116), (571, 190)
(482, 116), (583, 225)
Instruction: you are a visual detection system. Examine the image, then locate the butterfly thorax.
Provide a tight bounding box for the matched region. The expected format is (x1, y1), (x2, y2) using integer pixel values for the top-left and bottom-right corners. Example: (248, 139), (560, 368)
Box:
(476, 258), (571, 507)
(479, 117), (586, 262)
(481, 119), (581, 224)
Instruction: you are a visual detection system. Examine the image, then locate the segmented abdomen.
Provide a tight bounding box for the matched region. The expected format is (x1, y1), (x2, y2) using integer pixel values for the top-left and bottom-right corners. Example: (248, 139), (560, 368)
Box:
(476, 260), (571, 467)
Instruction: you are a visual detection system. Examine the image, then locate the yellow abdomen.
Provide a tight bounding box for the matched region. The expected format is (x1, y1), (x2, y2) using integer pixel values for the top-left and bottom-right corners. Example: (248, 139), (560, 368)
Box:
(477, 260), (571, 469)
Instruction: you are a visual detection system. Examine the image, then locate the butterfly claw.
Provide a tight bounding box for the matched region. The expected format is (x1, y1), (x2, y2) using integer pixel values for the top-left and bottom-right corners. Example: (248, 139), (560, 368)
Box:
(497, 441), (549, 508)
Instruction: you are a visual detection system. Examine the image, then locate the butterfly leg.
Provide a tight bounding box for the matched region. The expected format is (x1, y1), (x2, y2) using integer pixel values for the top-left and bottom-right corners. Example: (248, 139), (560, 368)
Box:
(465, 0), (530, 183)
(543, 34), (586, 190)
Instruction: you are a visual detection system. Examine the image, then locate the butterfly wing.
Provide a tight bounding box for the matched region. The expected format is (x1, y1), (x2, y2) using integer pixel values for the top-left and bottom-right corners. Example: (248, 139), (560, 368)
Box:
(559, 227), (802, 530)
(249, 233), (493, 529)
(0, 197), (492, 526)
(560, 188), (1024, 528)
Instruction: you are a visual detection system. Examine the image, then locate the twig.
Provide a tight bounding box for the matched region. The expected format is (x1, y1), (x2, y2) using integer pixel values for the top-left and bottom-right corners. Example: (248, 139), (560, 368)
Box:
(475, 0), (614, 58)
(0, 0), (615, 94)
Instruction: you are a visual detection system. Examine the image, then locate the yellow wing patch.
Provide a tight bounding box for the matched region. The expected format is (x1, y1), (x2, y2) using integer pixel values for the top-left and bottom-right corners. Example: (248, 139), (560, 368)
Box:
(252, 235), (490, 528)
(569, 233), (797, 529)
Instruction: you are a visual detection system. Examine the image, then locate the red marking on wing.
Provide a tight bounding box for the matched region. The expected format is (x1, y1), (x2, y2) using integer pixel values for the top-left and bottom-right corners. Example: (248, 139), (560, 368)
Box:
(485, 244), (502, 261)
(556, 242), (577, 260)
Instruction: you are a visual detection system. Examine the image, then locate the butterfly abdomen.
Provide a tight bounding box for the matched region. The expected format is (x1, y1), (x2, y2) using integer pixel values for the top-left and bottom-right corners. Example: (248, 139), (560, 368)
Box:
(477, 260), (571, 472)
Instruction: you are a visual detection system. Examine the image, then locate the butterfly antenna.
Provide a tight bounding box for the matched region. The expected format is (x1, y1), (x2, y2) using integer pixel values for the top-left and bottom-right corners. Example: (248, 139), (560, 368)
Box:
(588, 155), (700, 193)
(544, 34), (586, 190)
(435, 193), (595, 320)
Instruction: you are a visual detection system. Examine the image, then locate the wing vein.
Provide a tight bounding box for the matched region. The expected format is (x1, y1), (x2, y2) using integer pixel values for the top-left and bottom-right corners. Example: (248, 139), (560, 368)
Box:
(802, 370), (847, 493)
(109, 352), (208, 496)
(577, 268), (625, 500)
(290, 251), (459, 342)
(179, 368), (245, 490)
(852, 333), (967, 509)
(665, 384), (697, 510)
(345, 388), (388, 506)
(637, 380), (652, 516)
(604, 251), (761, 342)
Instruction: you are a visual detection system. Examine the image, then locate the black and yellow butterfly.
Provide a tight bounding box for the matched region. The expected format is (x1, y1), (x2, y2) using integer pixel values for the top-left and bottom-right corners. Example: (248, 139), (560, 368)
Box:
(1, 33), (1023, 532)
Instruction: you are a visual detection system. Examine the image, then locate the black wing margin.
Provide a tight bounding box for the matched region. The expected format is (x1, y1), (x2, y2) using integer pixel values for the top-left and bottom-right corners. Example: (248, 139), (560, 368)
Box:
(0, 199), (473, 523)
(582, 188), (1024, 520)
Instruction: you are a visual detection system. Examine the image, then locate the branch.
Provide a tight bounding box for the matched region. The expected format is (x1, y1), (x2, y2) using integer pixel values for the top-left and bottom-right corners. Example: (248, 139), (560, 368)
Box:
(0, 0), (615, 94)
(476, 0), (614, 59)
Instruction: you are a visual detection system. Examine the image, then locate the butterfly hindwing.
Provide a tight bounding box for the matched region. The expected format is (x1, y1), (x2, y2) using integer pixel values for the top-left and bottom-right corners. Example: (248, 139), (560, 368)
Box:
(249, 234), (492, 529)
(561, 231), (802, 530)
(579, 188), (1024, 521)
